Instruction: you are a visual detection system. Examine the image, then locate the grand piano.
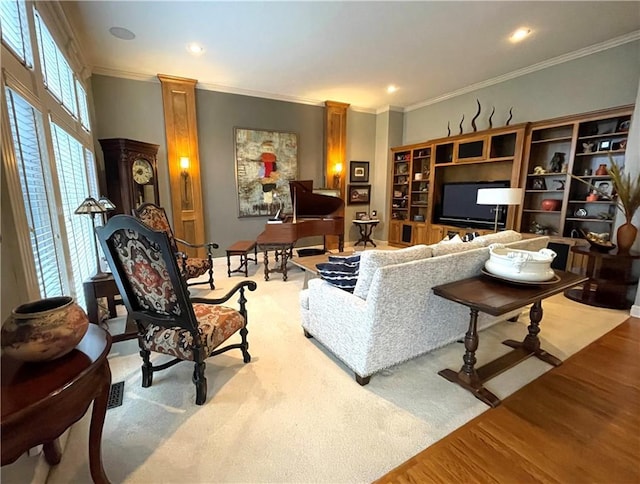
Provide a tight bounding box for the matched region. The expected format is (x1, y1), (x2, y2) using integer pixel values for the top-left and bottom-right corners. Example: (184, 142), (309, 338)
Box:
(256, 180), (344, 281)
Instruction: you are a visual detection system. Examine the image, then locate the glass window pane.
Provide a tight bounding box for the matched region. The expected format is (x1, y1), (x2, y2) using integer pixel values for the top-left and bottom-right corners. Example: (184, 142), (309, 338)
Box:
(0, 0), (34, 67)
(5, 87), (63, 298)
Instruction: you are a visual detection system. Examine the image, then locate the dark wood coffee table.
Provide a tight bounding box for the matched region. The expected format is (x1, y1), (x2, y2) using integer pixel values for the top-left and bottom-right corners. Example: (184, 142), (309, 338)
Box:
(432, 270), (587, 408)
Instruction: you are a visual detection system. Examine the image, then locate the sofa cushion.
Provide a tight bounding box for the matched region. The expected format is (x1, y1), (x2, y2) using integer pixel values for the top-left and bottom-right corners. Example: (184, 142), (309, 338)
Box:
(473, 230), (522, 246)
(328, 254), (361, 264)
(353, 245), (432, 299)
(431, 237), (485, 257)
(316, 260), (359, 292)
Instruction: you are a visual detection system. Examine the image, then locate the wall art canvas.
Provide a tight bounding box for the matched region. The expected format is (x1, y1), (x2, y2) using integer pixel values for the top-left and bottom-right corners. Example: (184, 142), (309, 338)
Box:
(234, 128), (298, 217)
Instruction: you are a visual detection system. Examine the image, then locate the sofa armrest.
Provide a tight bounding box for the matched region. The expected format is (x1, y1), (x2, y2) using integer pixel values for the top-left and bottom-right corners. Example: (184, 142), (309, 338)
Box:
(306, 279), (368, 321)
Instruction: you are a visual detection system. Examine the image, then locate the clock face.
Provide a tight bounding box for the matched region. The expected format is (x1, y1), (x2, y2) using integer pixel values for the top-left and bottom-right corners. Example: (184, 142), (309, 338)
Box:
(132, 159), (153, 185)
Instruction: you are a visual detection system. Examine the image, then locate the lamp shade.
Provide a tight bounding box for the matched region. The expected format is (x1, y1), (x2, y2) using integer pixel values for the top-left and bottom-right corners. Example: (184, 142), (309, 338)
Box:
(97, 196), (116, 211)
(74, 197), (106, 214)
(476, 188), (523, 206)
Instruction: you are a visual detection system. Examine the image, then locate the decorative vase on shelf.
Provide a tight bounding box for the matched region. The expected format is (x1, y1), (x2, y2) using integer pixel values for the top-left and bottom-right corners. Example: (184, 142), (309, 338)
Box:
(616, 222), (638, 254)
(541, 199), (561, 211)
(1, 296), (89, 362)
(595, 164), (608, 176)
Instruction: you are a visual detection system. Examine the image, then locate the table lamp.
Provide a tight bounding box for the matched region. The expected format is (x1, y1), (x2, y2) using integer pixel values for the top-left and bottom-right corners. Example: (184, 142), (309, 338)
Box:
(74, 197), (109, 279)
(476, 188), (523, 233)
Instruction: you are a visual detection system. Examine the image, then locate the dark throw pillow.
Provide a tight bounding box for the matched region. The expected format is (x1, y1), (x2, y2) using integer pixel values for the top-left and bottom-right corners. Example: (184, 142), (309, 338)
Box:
(316, 256), (360, 293)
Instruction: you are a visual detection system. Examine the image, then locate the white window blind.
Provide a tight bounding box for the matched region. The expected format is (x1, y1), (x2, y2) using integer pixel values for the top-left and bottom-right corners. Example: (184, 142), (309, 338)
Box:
(50, 122), (97, 308)
(76, 79), (91, 131)
(0, 0), (33, 67)
(5, 87), (64, 298)
(34, 9), (78, 118)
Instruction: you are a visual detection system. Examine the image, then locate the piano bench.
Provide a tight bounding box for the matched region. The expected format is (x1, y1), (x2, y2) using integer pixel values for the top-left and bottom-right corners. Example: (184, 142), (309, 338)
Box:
(226, 240), (258, 277)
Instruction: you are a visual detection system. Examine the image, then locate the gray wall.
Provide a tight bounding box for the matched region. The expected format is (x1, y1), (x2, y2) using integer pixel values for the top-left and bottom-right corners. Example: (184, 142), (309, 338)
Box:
(403, 40), (640, 144)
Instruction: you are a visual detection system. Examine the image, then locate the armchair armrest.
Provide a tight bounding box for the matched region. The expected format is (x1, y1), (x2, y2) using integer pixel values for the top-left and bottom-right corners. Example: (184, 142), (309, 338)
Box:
(175, 238), (220, 253)
(191, 280), (257, 305)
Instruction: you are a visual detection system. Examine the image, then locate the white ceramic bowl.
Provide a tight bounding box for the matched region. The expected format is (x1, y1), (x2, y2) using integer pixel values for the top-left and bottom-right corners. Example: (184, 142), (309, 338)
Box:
(485, 244), (556, 282)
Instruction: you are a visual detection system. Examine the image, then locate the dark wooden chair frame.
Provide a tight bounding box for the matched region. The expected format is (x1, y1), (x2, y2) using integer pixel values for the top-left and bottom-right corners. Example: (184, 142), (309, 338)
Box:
(97, 215), (257, 405)
(133, 203), (219, 290)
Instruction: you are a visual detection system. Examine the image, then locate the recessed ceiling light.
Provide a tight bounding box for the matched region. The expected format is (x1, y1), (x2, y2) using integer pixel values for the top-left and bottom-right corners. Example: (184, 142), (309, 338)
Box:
(109, 27), (135, 41)
(187, 43), (205, 55)
(510, 28), (531, 43)
(387, 85), (398, 94)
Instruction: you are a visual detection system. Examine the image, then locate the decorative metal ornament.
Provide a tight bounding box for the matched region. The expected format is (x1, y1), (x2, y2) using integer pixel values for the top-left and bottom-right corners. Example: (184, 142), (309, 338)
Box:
(447, 121), (451, 137)
(459, 114), (464, 135)
(506, 107), (513, 126)
(471, 99), (481, 132)
(488, 106), (495, 128)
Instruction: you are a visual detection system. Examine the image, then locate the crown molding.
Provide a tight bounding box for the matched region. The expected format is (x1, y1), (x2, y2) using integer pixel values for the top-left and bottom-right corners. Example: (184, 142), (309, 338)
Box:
(405, 30), (640, 112)
(375, 105), (404, 115)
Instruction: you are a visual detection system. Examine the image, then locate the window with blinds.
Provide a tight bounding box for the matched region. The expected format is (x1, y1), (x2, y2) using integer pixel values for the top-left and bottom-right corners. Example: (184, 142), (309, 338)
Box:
(34, 9), (80, 119)
(5, 87), (64, 298)
(0, 0), (34, 67)
(2, 0), (99, 309)
(50, 123), (98, 309)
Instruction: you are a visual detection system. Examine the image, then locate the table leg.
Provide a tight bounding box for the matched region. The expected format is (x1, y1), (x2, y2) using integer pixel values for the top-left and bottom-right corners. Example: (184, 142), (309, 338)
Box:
(502, 300), (562, 367)
(226, 252), (232, 277)
(262, 251), (270, 281)
(88, 362), (111, 484)
(84, 283), (99, 325)
(281, 247), (289, 281)
(42, 440), (62, 465)
(438, 308), (501, 407)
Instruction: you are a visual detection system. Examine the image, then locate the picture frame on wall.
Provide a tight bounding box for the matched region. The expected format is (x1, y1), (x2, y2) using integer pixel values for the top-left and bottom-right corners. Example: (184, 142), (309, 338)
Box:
(234, 128), (298, 217)
(348, 184), (371, 205)
(350, 161), (370, 183)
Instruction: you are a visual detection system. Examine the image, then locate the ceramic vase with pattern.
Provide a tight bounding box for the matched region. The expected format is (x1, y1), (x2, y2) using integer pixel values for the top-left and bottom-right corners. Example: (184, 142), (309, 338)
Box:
(1, 296), (89, 362)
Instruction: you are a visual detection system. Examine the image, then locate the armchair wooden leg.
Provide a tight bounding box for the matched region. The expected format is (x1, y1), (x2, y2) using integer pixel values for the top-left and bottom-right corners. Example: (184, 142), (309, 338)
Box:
(193, 362), (207, 405)
(355, 374), (371, 386)
(240, 327), (251, 363)
(207, 254), (215, 290)
(140, 348), (153, 387)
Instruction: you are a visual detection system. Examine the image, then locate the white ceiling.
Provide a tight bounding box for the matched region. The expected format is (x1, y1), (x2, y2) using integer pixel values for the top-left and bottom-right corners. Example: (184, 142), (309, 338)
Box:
(66, 1), (640, 112)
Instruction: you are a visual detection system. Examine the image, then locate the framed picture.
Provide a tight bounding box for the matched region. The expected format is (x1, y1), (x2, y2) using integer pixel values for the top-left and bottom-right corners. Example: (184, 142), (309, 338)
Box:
(598, 139), (611, 152)
(350, 161), (369, 183)
(595, 180), (613, 199)
(234, 128), (298, 217)
(355, 211), (367, 220)
(348, 184), (371, 205)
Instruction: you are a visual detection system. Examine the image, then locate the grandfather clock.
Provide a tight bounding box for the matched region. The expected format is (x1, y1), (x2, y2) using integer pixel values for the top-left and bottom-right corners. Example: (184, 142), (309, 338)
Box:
(99, 138), (160, 216)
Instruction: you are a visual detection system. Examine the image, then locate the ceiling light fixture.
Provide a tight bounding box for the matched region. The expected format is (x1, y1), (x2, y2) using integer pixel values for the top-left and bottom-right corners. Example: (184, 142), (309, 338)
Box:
(109, 26), (136, 41)
(187, 43), (205, 55)
(510, 28), (531, 43)
(387, 85), (398, 94)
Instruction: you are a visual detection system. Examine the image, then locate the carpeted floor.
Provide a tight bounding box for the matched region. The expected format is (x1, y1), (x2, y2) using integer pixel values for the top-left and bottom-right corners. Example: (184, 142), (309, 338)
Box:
(2, 253), (628, 484)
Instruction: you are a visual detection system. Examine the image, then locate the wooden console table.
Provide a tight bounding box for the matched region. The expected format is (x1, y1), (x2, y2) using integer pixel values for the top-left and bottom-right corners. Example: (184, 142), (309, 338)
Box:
(564, 246), (640, 309)
(433, 271), (587, 407)
(1, 324), (112, 483)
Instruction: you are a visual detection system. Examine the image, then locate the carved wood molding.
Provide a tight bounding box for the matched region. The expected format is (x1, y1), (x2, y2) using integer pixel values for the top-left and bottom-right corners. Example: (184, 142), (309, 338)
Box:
(157, 74), (205, 258)
(324, 100), (350, 249)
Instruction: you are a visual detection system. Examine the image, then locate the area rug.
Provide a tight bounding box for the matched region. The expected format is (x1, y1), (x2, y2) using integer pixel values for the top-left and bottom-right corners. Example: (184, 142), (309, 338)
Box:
(10, 255), (628, 484)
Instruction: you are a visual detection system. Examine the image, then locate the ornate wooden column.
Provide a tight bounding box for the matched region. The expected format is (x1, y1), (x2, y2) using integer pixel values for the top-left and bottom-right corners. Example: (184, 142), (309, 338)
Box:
(324, 101), (350, 249)
(157, 74), (205, 257)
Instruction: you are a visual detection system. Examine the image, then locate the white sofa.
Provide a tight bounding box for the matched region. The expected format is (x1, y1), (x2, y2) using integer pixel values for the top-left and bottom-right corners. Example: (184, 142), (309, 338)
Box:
(299, 231), (550, 384)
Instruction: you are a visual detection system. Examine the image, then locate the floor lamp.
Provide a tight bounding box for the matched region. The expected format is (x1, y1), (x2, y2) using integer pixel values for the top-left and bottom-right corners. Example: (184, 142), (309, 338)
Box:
(74, 197), (109, 280)
(476, 188), (523, 233)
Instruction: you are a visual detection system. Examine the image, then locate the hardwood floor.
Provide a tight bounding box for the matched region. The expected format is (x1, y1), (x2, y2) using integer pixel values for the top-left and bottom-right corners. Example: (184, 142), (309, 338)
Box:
(376, 317), (640, 484)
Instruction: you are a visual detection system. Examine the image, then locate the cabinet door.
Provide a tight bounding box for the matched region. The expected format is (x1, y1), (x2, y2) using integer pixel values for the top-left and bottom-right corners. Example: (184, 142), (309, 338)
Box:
(388, 220), (402, 245)
(413, 223), (428, 245)
(427, 225), (445, 244)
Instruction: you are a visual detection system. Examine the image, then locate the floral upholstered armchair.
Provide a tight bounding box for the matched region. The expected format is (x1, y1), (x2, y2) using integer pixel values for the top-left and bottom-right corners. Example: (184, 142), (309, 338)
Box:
(134, 203), (218, 289)
(97, 215), (257, 405)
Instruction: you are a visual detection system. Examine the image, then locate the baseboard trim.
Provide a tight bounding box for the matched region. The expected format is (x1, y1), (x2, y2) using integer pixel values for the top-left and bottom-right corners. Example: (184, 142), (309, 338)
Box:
(631, 305), (640, 318)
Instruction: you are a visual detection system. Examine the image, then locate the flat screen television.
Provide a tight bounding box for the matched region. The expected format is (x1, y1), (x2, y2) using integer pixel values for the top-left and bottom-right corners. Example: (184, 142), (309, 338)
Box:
(436, 180), (511, 229)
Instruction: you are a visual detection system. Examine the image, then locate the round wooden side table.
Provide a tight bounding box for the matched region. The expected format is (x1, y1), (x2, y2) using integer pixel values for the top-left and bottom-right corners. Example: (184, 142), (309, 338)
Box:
(564, 245), (640, 309)
(1, 324), (112, 483)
